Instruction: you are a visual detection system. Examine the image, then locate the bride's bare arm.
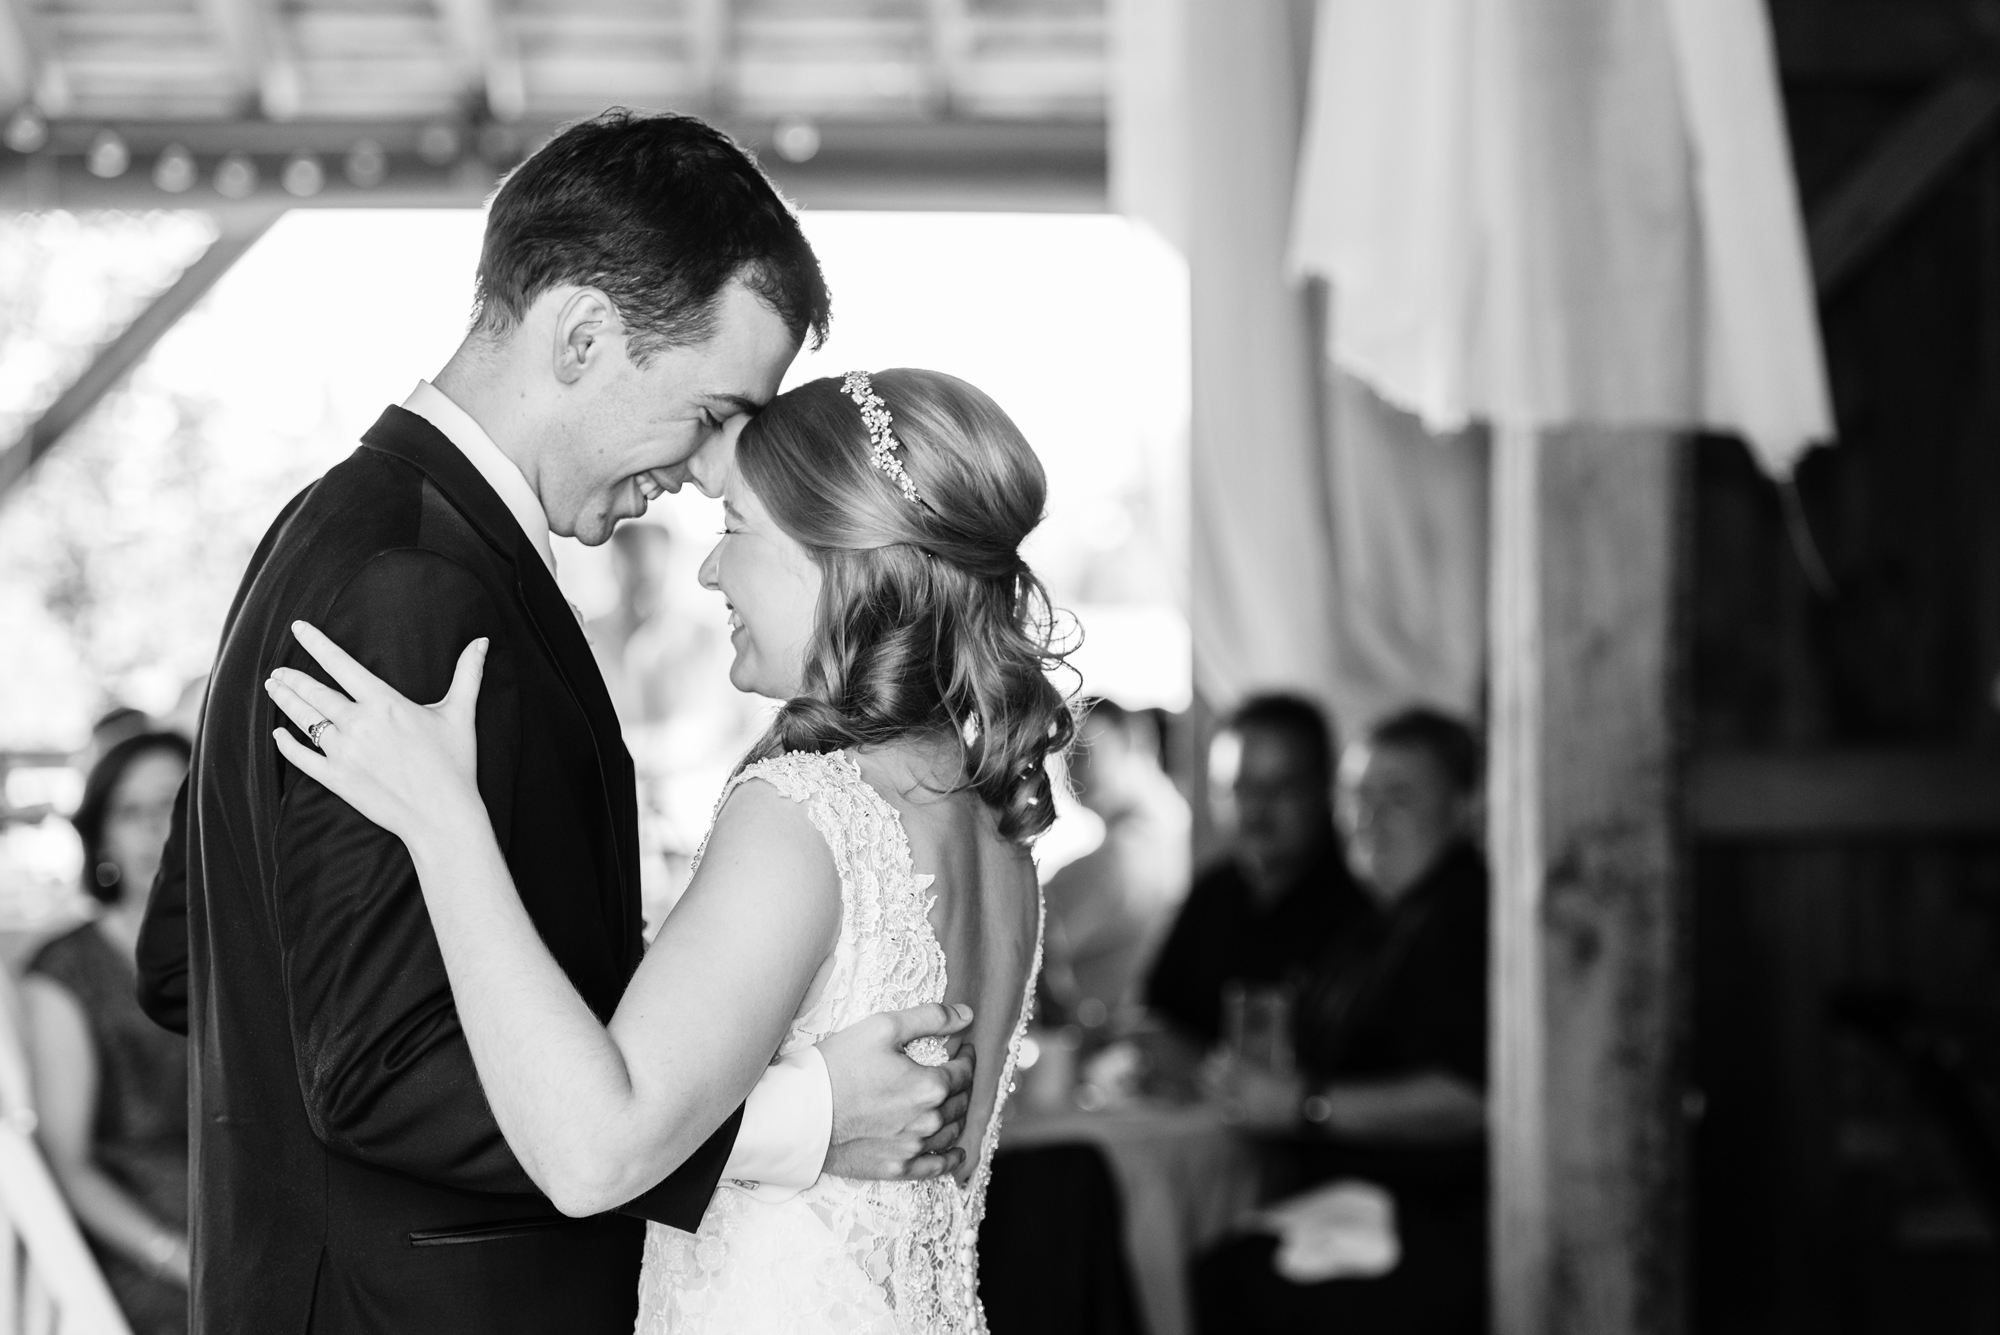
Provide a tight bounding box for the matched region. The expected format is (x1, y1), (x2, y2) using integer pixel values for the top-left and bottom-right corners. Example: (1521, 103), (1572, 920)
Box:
(265, 621), (972, 1214)
(406, 771), (839, 1215)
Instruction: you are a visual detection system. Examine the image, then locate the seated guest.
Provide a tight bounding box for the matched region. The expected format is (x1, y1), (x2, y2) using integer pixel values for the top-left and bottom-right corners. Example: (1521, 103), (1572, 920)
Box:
(24, 733), (191, 1335)
(1195, 706), (1488, 1335)
(1144, 694), (1369, 1055)
(1042, 700), (1191, 1033)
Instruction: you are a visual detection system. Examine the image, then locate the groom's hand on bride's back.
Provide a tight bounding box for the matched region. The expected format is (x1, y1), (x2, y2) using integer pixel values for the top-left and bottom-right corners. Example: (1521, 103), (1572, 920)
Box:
(819, 1002), (976, 1182)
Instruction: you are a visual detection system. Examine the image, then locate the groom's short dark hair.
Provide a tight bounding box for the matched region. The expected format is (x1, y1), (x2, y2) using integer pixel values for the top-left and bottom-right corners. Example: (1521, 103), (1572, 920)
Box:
(471, 108), (831, 358)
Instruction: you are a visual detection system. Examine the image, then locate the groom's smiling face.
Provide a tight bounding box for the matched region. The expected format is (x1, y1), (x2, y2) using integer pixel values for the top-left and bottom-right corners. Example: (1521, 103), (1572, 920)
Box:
(542, 278), (800, 545)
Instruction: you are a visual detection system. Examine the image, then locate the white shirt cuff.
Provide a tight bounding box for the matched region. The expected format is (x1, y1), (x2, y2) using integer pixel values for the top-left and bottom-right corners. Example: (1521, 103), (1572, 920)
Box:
(720, 1045), (832, 1202)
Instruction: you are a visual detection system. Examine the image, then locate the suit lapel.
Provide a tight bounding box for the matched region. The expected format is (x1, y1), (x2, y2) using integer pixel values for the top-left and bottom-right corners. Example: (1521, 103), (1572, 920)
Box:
(359, 407), (638, 942)
(512, 558), (639, 924)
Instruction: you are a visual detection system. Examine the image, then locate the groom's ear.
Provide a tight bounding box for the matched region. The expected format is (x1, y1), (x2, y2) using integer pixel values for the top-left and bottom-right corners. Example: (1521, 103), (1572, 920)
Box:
(552, 287), (617, 385)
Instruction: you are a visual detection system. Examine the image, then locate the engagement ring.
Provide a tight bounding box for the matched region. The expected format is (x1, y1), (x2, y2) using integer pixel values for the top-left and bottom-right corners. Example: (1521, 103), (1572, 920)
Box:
(308, 719), (334, 749)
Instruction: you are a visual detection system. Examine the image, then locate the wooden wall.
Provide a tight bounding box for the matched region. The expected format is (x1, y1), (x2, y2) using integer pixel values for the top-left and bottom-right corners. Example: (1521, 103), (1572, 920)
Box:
(1692, 5), (2000, 1327)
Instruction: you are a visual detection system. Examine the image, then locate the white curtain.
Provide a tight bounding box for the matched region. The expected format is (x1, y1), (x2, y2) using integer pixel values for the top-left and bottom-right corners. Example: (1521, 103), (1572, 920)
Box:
(1112, 0), (1490, 733)
(1322, 370), (1489, 728)
(1114, 0), (1344, 722)
(1663, 0), (1836, 475)
(1111, 0), (1827, 732)
(1290, 0), (1831, 470)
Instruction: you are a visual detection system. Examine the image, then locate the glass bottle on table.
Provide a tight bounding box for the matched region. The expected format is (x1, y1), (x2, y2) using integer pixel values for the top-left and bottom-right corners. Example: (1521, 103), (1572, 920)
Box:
(1222, 980), (1295, 1077)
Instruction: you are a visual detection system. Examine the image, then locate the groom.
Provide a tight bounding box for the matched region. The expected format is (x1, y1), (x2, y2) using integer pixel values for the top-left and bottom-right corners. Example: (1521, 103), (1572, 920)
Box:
(137, 110), (975, 1335)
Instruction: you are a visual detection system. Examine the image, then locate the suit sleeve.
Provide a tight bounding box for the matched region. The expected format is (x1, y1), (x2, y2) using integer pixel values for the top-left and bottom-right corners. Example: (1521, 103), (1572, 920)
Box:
(273, 549), (536, 1195)
(139, 478), (318, 1034)
(135, 777), (191, 1034)
(619, 1104), (745, 1229)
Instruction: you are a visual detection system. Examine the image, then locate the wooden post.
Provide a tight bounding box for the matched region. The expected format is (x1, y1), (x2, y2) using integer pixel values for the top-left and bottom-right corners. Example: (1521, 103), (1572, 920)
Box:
(1490, 424), (1686, 1335)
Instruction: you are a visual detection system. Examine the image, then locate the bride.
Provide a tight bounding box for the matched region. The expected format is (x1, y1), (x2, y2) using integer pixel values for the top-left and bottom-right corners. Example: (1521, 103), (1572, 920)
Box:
(262, 367), (1071, 1333)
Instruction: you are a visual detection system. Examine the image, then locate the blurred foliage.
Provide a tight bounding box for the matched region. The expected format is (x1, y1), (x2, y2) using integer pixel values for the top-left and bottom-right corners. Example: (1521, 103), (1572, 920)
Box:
(0, 211), (215, 437)
(0, 212), (332, 749)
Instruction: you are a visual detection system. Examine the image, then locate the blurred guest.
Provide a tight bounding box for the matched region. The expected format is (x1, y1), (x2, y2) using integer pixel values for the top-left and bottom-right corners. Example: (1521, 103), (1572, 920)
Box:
(588, 519), (677, 728)
(1195, 706), (1488, 1335)
(23, 732), (191, 1334)
(83, 706), (154, 770)
(1042, 701), (1191, 1032)
(1144, 694), (1368, 1052)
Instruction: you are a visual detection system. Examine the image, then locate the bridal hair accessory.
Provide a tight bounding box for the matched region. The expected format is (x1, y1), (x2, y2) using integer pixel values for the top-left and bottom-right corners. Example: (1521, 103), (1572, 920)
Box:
(842, 371), (926, 507)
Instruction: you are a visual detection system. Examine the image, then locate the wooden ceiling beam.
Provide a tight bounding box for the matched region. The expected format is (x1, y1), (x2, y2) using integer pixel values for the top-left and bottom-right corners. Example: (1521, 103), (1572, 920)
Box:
(1688, 750), (2000, 837)
(1809, 70), (2000, 297)
(685, 0), (731, 111)
(0, 0), (29, 110)
(0, 212), (281, 500)
(12, 114), (1104, 168)
(1770, 0), (1993, 82)
(926, 0), (973, 113)
(195, 0), (304, 120)
(0, 117), (1107, 214)
(0, 0), (64, 115)
(435, 0), (526, 122)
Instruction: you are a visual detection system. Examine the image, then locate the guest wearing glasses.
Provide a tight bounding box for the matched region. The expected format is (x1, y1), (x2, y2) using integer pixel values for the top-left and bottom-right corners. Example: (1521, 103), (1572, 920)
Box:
(1143, 694), (1369, 1060)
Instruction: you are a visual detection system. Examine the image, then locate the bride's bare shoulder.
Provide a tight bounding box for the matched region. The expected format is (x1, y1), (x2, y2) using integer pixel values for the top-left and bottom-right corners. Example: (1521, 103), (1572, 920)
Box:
(699, 765), (840, 892)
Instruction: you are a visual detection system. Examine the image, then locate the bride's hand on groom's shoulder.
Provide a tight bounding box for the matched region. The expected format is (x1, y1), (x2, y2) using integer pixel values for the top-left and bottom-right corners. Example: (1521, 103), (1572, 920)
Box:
(265, 620), (490, 850)
(820, 1003), (977, 1183)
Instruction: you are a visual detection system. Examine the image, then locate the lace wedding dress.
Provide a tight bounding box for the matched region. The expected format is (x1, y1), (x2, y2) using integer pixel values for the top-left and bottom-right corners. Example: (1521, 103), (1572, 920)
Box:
(634, 750), (1043, 1335)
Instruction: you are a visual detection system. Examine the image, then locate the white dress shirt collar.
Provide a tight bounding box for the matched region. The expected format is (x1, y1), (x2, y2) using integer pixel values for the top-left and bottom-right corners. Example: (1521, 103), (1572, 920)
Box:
(402, 380), (557, 578)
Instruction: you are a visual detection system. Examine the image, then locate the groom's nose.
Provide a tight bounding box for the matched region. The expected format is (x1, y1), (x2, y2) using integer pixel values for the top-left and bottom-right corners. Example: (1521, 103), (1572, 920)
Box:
(644, 464), (690, 495)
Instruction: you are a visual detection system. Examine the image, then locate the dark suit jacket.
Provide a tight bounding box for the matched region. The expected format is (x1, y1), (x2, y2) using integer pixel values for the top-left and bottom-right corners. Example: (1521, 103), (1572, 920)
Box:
(137, 406), (743, 1335)
(1144, 842), (1369, 1047)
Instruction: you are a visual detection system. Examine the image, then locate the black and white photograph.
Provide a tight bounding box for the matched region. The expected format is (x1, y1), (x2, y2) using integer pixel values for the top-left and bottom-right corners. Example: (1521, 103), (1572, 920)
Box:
(0, 2), (1989, 1334)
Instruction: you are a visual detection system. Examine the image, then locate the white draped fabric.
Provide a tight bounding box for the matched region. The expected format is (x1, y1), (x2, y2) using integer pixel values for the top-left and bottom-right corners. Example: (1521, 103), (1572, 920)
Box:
(1111, 0), (1830, 726)
(1662, 0), (1837, 475)
(1289, 0), (1831, 470)
(1322, 371), (1489, 728)
(1113, 0), (1343, 716)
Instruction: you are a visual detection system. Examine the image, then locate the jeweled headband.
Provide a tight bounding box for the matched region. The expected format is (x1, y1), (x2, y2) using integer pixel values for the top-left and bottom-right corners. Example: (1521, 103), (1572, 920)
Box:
(842, 371), (926, 508)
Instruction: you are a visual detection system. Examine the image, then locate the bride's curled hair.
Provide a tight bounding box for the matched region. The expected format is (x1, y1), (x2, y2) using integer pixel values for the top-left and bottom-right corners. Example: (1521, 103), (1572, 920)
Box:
(735, 369), (1075, 842)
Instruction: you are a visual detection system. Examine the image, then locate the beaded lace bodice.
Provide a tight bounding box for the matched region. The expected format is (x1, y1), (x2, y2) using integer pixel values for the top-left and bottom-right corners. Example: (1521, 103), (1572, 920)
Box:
(635, 750), (1043, 1335)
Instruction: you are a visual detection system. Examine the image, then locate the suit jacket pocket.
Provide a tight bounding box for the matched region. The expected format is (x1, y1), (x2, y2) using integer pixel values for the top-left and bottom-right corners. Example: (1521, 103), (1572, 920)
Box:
(407, 1215), (574, 1247)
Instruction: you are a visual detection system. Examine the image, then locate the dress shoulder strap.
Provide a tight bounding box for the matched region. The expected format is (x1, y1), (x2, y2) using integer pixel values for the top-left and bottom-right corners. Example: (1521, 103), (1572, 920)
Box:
(690, 749), (872, 882)
(729, 749), (857, 806)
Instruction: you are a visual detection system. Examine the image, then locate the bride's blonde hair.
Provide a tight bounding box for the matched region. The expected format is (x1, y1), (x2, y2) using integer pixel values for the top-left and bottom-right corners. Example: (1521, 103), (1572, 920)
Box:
(734, 369), (1075, 842)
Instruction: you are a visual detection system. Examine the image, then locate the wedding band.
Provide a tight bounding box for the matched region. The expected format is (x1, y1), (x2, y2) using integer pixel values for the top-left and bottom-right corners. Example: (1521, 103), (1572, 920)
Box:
(308, 719), (334, 749)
